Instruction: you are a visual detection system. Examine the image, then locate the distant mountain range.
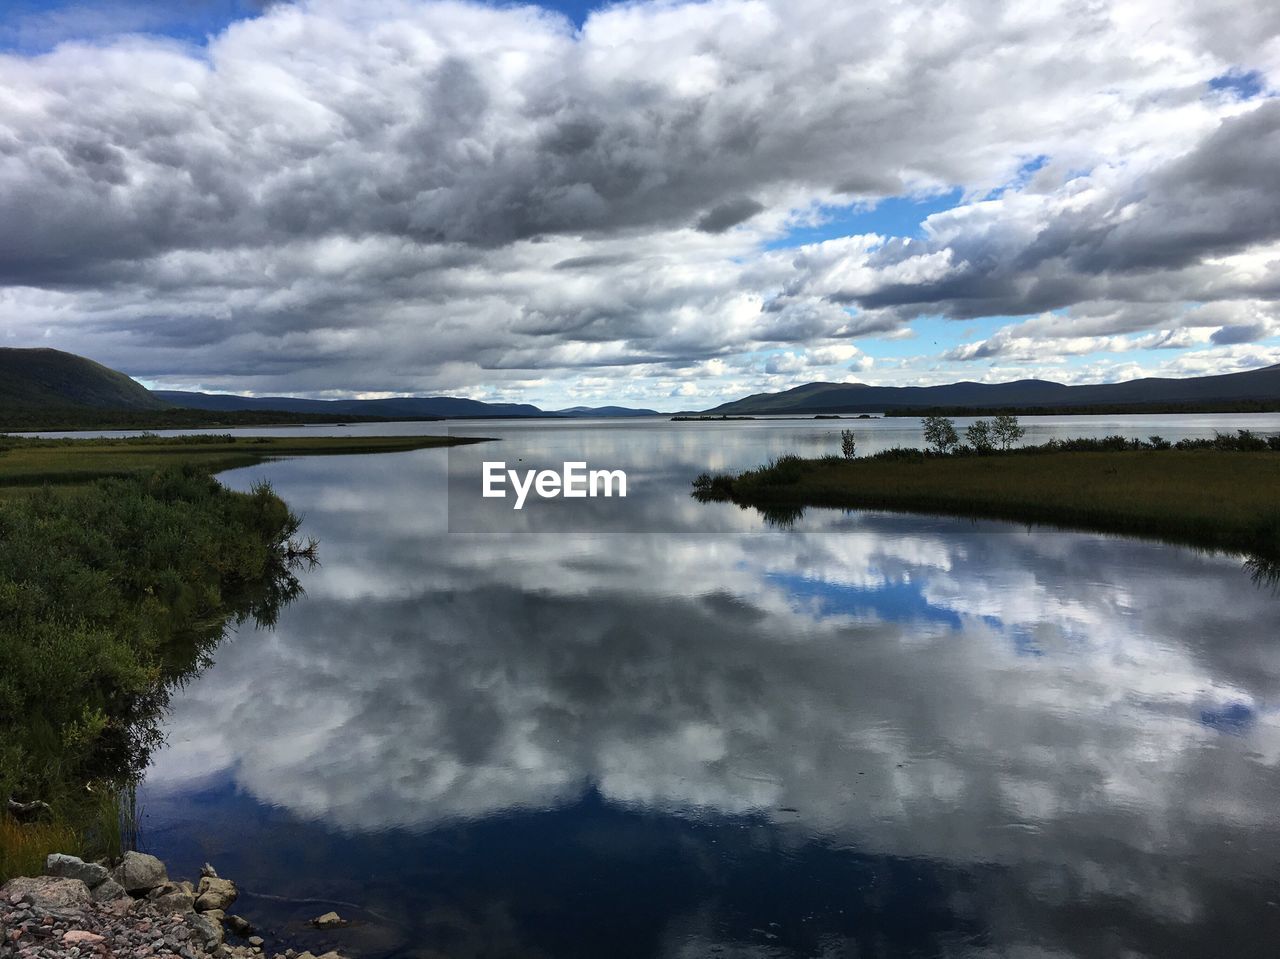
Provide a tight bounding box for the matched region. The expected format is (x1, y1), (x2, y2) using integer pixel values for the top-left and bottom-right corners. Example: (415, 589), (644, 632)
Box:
(5, 346), (1280, 425)
(155, 391), (659, 419)
(705, 364), (1280, 415)
(0, 348), (657, 421)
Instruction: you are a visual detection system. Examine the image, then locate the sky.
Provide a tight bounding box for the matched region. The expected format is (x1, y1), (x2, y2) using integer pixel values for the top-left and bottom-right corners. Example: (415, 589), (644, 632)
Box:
(0, 0), (1278, 409)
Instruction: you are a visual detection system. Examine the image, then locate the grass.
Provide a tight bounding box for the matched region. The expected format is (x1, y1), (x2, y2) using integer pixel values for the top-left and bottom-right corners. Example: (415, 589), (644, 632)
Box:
(694, 448), (1280, 560)
(0, 433), (486, 494)
(0, 430), (488, 878)
(0, 815), (79, 881)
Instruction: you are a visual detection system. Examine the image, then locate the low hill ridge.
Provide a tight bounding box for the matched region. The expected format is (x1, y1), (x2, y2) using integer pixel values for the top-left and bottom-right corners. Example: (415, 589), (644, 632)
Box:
(706, 364), (1280, 414)
(0, 347), (168, 411)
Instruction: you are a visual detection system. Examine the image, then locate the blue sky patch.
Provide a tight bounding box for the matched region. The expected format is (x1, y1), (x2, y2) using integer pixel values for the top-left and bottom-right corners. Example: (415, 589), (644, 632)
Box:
(1209, 70), (1266, 101)
(766, 570), (962, 628)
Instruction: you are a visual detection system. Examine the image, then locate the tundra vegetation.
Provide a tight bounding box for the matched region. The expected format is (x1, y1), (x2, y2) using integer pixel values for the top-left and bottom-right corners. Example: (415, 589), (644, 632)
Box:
(693, 419), (1280, 562)
(0, 432), (480, 880)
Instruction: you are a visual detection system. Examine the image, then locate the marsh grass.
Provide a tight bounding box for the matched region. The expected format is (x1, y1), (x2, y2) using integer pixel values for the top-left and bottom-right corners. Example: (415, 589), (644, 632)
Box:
(694, 442), (1280, 559)
(0, 433), (485, 494)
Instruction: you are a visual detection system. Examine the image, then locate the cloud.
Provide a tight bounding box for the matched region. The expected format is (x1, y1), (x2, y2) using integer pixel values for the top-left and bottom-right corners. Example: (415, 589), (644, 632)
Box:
(695, 198), (766, 233)
(0, 0), (1278, 402)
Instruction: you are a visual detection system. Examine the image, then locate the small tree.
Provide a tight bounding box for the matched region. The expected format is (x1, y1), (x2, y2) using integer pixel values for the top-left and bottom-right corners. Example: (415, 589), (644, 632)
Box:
(922, 415), (959, 455)
(965, 419), (994, 453)
(840, 429), (857, 459)
(992, 413), (1026, 451)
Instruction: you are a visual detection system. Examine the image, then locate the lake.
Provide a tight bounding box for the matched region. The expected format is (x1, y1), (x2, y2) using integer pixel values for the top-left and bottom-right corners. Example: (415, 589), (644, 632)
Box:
(128, 415), (1280, 958)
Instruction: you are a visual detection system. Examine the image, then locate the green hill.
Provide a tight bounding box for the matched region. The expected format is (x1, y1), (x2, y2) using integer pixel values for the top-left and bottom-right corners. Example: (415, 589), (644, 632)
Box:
(0, 347), (167, 412)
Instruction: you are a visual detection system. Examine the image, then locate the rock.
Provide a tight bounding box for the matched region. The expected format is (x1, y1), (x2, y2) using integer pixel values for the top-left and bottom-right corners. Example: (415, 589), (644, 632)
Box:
(90, 877), (128, 903)
(195, 876), (238, 912)
(248, 936), (264, 948)
(310, 912), (347, 929)
(111, 851), (169, 893)
(0, 876), (91, 916)
(224, 915), (255, 937)
(45, 854), (110, 889)
(62, 931), (105, 946)
(203, 909), (227, 923)
(148, 882), (197, 913)
(187, 913), (225, 949)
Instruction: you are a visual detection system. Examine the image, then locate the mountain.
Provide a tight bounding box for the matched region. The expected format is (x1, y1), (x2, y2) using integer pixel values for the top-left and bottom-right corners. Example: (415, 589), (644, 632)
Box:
(157, 392), (662, 418)
(0, 347), (168, 411)
(553, 406), (660, 417)
(154, 391), (545, 419)
(705, 364), (1280, 415)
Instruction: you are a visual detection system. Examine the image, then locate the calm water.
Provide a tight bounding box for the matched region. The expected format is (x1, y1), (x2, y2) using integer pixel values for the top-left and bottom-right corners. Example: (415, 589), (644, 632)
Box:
(128, 416), (1280, 958)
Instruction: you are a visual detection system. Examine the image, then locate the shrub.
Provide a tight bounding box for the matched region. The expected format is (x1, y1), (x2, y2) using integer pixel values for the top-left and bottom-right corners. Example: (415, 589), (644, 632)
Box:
(0, 468), (310, 864)
(922, 416), (959, 455)
(840, 429), (857, 459)
(965, 419), (994, 453)
(992, 414), (1026, 451)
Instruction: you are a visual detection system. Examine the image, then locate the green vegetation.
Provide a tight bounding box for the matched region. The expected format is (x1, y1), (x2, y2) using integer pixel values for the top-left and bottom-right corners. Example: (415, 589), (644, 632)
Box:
(0, 433), (483, 494)
(694, 428), (1280, 560)
(0, 467), (314, 879)
(840, 429), (857, 459)
(0, 347), (166, 412)
(0, 406), (416, 433)
(882, 399), (1280, 416)
(0, 429), (486, 878)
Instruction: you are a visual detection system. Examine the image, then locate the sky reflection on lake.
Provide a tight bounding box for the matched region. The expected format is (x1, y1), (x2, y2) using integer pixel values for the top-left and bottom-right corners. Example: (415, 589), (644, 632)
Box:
(138, 421), (1280, 958)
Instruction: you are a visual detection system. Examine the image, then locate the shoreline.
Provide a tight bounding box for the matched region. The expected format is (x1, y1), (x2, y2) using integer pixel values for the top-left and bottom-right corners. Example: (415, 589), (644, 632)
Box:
(0, 434), (493, 493)
(1, 852), (350, 959)
(693, 447), (1280, 562)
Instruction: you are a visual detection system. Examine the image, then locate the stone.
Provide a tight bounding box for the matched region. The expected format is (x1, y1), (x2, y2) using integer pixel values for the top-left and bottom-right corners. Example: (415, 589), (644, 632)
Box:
(0, 877), (91, 916)
(195, 877), (238, 912)
(248, 937), (264, 948)
(187, 913), (225, 949)
(61, 931), (105, 946)
(111, 852), (169, 893)
(310, 912), (346, 930)
(203, 909), (226, 923)
(224, 915), (254, 937)
(90, 878), (128, 903)
(45, 855), (110, 889)
(148, 883), (197, 914)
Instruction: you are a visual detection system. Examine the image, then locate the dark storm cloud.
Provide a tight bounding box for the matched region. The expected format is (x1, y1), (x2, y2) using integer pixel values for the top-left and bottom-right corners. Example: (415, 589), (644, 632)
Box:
(695, 198), (765, 233)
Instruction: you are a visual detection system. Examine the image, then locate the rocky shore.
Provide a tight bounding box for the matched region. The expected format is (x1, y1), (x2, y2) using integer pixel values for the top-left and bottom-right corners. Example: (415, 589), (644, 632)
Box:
(1, 853), (344, 959)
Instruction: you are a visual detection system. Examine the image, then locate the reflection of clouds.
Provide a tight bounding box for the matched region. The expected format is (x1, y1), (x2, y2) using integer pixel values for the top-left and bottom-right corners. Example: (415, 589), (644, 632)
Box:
(157, 438), (1280, 942)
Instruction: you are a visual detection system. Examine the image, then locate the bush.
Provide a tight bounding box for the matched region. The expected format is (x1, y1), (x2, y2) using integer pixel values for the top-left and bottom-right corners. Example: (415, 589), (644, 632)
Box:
(0, 467), (310, 852)
(992, 414), (1026, 451)
(840, 429), (857, 459)
(922, 416), (959, 454)
(965, 419), (994, 453)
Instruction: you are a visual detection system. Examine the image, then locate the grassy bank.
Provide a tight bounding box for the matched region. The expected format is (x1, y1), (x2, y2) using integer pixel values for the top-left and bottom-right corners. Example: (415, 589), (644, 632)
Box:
(0, 407), (419, 433)
(0, 468), (314, 878)
(0, 433), (483, 493)
(0, 430), (485, 878)
(694, 447), (1280, 559)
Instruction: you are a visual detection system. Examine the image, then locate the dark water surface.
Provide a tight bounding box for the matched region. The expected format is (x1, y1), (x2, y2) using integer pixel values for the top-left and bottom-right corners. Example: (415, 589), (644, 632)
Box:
(134, 417), (1280, 958)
